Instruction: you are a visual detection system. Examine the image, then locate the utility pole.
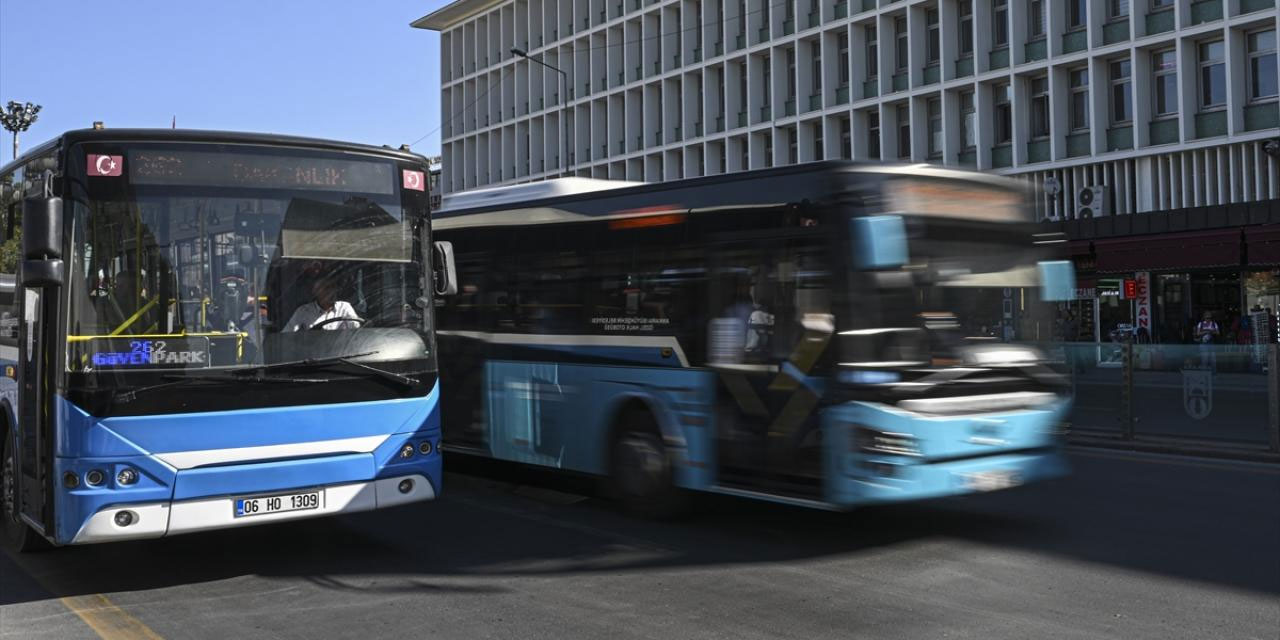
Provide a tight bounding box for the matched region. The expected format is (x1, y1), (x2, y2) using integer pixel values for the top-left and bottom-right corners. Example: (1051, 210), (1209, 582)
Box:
(0, 101), (42, 160)
(511, 48), (571, 178)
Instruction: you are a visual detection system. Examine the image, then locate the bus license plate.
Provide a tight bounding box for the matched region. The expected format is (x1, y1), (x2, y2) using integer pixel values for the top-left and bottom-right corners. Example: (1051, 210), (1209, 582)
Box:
(958, 470), (1021, 492)
(234, 490), (323, 518)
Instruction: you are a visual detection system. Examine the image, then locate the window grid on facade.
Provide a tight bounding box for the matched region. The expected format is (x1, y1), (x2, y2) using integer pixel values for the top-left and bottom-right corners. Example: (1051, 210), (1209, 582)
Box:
(424, 0), (1278, 210)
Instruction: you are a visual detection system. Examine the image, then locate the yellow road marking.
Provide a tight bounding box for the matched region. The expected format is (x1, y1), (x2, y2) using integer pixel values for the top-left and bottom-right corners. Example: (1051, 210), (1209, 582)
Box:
(57, 593), (164, 640)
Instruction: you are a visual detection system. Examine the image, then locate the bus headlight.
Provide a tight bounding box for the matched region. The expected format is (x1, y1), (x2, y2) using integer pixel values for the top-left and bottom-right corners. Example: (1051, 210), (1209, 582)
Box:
(418, 441), (433, 455)
(854, 428), (921, 457)
(117, 468), (139, 486)
(399, 444), (415, 459)
(85, 469), (106, 486)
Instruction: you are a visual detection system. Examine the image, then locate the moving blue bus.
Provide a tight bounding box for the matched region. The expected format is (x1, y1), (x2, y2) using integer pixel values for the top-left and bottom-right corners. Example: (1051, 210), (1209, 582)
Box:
(432, 162), (1075, 513)
(1, 129), (454, 549)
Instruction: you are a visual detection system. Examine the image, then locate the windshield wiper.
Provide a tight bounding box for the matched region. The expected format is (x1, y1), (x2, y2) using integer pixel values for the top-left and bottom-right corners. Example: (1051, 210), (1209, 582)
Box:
(230, 351), (420, 389)
(113, 373), (327, 404)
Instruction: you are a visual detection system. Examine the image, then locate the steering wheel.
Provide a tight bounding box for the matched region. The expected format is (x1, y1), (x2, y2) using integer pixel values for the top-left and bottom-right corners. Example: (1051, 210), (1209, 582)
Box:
(308, 316), (367, 330)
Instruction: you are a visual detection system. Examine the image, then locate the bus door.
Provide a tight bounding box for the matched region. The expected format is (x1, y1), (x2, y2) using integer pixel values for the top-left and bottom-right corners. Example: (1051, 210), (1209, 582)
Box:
(15, 192), (63, 536)
(706, 234), (833, 494)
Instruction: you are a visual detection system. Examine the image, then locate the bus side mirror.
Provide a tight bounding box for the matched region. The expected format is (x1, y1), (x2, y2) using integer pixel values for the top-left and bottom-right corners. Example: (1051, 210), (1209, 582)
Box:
(1037, 260), (1075, 301)
(432, 240), (458, 296)
(21, 195), (64, 287)
(851, 215), (908, 270)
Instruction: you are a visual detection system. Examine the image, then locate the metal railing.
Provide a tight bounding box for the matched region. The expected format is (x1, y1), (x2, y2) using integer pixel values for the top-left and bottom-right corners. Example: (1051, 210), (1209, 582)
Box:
(1057, 342), (1280, 458)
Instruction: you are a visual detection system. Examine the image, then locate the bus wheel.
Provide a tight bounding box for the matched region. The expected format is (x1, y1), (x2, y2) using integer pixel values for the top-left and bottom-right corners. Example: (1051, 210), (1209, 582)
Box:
(609, 411), (685, 519)
(1, 434), (45, 552)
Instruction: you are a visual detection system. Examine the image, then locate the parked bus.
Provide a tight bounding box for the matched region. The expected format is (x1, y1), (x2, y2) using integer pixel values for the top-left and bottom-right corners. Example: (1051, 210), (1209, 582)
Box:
(1, 129), (455, 549)
(432, 162), (1075, 513)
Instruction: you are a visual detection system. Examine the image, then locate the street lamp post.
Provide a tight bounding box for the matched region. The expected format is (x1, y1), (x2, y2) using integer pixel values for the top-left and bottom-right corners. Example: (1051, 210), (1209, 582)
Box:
(0, 101), (42, 160)
(511, 48), (571, 178)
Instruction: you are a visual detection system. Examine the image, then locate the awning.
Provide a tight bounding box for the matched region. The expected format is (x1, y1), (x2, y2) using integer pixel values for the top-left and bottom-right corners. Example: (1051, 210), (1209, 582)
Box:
(1094, 229), (1241, 273)
(1246, 225), (1280, 266)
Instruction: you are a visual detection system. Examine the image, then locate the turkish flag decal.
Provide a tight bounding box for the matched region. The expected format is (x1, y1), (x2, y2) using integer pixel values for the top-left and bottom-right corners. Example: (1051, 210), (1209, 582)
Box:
(402, 169), (425, 192)
(87, 154), (123, 177)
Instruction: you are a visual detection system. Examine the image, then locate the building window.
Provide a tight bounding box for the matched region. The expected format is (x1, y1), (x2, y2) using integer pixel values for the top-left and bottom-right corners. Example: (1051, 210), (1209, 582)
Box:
(1110, 59), (1132, 124)
(960, 90), (976, 149)
(895, 16), (908, 71)
(763, 55), (772, 107)
(1069, 68), (1089, 130)
(1151, 0), (1173, 9)
(867, 111), (880, 159)
(865, 25), (878, 79)
(926, 9), (940, 64)
(786, 47), (796, 100)
(958, 1), (973, 56)
(1153, 48), (1177, 117)
(993, 82), (1012, 144)
(1028, 0), (1045, 39)
(1199, 41), (1226, 109)
(788, 128), (798, 164)
(897, 104), (911, 159)
(814, 125), (823, 160)
(838, 31), (850, 87)
(1030, 76), (1050, 138)
(840, 117), (852, 159)
(1067, 0), (1086, 29)
(927, 98), (943, 158)
(812, 42), (822, 94)
(1108, 0), (1129, 19)
(1248, 30), (1277, 101)
(993, 0), (1008, 47)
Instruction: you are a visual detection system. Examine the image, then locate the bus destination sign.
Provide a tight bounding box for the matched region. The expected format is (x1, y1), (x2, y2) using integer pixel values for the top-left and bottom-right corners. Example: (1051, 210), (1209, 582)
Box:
(127, 149), (395, 194)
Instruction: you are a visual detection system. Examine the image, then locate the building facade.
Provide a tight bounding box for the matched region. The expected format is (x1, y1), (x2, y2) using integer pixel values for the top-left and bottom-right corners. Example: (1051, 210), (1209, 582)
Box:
(417, 0), (1280, 347)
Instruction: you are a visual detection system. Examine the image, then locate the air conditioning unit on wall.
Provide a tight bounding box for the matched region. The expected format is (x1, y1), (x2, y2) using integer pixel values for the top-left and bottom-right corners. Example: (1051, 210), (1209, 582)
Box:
(1076, 185), (1111, 219)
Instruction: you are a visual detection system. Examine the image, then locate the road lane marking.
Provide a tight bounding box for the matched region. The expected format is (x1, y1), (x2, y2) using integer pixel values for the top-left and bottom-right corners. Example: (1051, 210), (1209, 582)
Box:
(58, 593), (165, 640)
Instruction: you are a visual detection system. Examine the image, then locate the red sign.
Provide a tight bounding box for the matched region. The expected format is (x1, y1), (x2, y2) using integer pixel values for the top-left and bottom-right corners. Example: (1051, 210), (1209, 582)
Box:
(1122, 279), (1137, 299)
(1135, 272), (1151, 330)
(87, 154), (123, 177)
(402, 169), (425, 192)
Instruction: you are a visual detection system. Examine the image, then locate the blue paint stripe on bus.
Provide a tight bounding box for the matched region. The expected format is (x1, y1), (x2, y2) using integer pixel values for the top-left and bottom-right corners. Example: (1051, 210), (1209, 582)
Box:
(55, 383), (441, 457)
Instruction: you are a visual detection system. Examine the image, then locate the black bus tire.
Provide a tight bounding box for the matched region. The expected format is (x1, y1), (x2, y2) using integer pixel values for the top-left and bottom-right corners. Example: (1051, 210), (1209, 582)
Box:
(608, 409), (687, 519)
(1, 429), (47, 552)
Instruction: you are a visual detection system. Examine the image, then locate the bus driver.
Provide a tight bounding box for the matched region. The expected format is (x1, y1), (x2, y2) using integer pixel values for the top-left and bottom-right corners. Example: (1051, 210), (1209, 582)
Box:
(285, 276), (361, 331)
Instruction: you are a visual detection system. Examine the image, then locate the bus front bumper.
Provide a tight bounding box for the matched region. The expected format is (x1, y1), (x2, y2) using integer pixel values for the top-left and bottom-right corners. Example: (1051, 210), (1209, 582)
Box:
(69, 473), (435, 545)
(842, 449), (1068, 505)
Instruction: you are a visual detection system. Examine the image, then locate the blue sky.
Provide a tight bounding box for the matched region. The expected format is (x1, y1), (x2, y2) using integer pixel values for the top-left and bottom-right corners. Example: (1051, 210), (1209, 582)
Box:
(0, 1), (452, 157)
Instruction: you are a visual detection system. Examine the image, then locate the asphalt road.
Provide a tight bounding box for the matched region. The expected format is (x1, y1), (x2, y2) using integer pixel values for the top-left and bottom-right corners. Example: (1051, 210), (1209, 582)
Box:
(2, 450), (1278, 640)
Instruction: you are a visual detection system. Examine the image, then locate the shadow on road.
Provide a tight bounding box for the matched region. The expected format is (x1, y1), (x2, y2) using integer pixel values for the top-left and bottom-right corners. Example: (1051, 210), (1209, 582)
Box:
(3, 451), (1277, 606)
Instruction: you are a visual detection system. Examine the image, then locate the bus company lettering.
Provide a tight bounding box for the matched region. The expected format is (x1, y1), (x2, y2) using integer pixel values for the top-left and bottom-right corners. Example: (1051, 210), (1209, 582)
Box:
(91, 340), (207, 367)
(591, 317), (670, 332)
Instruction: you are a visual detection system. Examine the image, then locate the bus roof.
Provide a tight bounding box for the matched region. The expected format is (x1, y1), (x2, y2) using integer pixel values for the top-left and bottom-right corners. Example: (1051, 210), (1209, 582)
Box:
(0, 128), (429, 176)
(439, 177), (647, 211)
(433, 161), (1025, 222)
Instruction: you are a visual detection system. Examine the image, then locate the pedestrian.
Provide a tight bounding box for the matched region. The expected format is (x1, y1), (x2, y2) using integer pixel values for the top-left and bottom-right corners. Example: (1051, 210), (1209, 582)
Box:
(1194, 311), (1219, 369)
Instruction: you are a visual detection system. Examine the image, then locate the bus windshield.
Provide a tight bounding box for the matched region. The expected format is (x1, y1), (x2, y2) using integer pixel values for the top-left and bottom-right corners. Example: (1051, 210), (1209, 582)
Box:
(64, 143), (432, 376)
